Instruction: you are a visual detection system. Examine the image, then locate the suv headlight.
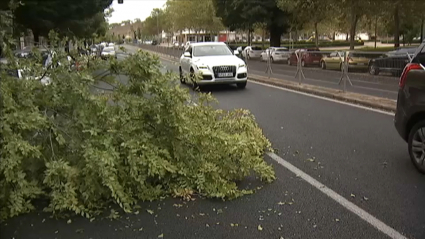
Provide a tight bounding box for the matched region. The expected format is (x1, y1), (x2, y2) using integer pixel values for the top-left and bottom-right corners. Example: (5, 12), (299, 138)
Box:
(197, 65), (208, 69)
(239, 63), (246, 68)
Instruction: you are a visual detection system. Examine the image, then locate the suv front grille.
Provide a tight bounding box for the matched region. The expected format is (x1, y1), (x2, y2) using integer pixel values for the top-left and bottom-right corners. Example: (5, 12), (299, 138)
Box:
(212, 65), (236, 78)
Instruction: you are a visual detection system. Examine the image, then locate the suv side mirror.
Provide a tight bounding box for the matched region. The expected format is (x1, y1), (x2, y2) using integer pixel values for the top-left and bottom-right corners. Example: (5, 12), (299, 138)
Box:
(234, 50), (240, 55)
(184, 52), (191, 57)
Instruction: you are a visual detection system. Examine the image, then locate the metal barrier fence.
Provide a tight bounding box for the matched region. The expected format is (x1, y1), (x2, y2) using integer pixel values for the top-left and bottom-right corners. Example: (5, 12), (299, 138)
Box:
(132, 43), (416, 97)
(243, 49), (414, 94)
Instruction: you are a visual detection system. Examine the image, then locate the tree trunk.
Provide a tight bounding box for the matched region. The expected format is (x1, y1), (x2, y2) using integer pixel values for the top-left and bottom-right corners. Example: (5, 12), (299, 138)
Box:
(402, 34), (405, 46)
(269, 24), (283, 47)
(332, 32), (336, 41)
(346, 32), (349, 41)
(394, 7), (400, 48)
(314, 22), (319, 47)
(33, 31), (40, 46)
(262, 29), (265, 49)
(349, 12), (359, 50)
(374, 16), (378, 48)
(420, 18), (424, 43)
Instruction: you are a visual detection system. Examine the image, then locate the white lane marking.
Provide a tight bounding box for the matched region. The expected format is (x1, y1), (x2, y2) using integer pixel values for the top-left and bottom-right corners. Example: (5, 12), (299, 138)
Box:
(249, 80), (395, 116)
(267, 152), (407, 239)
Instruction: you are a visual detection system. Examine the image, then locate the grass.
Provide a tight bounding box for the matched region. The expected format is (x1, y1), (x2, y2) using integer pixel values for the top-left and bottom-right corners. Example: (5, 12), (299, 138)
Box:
(355, 46), (396, 52)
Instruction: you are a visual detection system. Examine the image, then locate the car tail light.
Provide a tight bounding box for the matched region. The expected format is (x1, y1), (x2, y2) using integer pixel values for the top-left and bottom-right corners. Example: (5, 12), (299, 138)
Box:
(399, 63), (422, 88)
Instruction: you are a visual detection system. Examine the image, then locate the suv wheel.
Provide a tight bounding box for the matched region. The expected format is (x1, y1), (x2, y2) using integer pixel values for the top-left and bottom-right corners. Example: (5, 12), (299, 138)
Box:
(179, 67), (185, 84)
(190, 69), (199, 90)
(369, 64), (379, 75)
(408, 120), (425, 174)
(237, 82), (247, 89)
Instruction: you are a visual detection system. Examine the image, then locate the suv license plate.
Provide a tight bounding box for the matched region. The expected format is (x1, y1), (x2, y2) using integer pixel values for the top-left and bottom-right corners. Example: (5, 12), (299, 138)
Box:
(218, 72), (233, 77)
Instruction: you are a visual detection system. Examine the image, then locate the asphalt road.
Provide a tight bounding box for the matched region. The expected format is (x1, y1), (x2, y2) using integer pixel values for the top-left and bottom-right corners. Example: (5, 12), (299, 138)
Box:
(137, 44), (400, 100)
(2, 47), (424, 239)
(155, 57), (425, 239)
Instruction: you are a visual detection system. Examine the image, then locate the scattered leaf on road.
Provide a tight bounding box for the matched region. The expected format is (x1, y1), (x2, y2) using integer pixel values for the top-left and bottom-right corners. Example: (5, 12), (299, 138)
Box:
(158, 233), (164, 238)
(258, 225), (263, 231)
(206, 224), (210, 227)
(350, 194), (355, 198)
(67, 219), (72, 224)
(307, 158), (315, 162)
(76, 229), (84, 233)
(363, 196), (369, 201)
(139, 227), (143, 231)
(335, 219), (340, 222)
(146, 209), (154, 215)
(278, 201), (285, 205)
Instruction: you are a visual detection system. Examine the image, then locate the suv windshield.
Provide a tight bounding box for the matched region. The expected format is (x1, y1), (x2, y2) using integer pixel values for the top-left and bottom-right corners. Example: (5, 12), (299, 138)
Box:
(193, 45), (233, 57)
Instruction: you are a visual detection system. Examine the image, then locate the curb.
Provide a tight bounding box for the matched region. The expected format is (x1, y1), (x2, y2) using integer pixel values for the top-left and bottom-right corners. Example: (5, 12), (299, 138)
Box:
(133, 45), (397, 112)
(248, 76), (396, 112)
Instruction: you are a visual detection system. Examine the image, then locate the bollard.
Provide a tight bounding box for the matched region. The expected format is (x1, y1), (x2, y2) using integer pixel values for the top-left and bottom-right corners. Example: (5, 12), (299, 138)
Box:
(294, 50), (306, 84)
(337, 51), (353, 92)
(265, 50), (273, 78)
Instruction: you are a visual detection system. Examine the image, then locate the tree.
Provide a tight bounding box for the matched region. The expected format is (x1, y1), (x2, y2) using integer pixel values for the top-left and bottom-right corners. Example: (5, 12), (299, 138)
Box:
(213, 0), (290, 47)
(1, 0), (113, 42)
(0, 34), (275, 220)
(62, 12), (109, 40)
(165, 0), (224, 38)
(278, 0), (331, 46)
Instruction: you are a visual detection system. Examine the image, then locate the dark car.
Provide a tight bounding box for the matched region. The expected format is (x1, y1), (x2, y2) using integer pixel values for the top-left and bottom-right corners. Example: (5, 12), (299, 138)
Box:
(288, 48), (322, 67)
(394, 41), (425, 173)
(151, 40), (158, 46)
(369, 47), (417, 76)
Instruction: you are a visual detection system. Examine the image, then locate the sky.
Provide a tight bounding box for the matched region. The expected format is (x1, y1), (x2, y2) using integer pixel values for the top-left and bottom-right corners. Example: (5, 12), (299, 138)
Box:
(108, 0), (167, 24)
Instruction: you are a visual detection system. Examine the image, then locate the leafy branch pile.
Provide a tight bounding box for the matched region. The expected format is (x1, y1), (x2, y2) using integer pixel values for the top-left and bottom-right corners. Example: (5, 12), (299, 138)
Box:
(0, 39), (275, 221)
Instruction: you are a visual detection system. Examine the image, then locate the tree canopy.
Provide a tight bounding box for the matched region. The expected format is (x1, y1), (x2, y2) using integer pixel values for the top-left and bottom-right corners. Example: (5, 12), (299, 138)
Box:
(1, 0), (113, 41)
(213, 0), (290, 47)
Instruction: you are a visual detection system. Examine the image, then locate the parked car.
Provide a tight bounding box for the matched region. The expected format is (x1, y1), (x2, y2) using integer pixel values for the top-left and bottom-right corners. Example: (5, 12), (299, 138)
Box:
(1, 49), (55, 85)
(179, 42), (247, 89)
(288, 48), (322, 66)
(394, 41), (425, 173)
(151, 40), (158, 45)
(320, 51), (344, 70)
(243, 46), (263, 59)
(369, 47), (417, 76)
(101, 46), (117, 59)
(320, 51), (375, 72)
(261, 47), (290, 63)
